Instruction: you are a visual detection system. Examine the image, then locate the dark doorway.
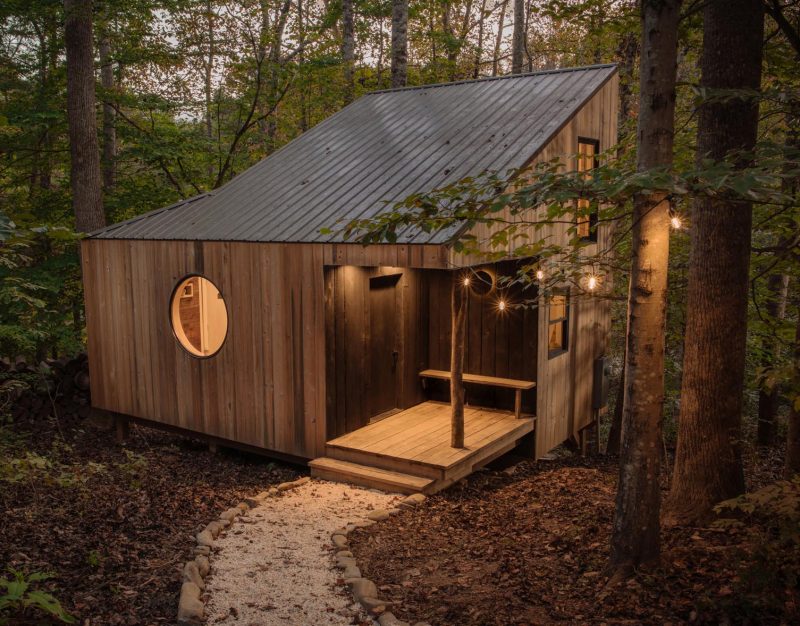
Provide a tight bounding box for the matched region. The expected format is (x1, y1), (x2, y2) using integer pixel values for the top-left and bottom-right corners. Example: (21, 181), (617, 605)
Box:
(367, 274), (402, 419)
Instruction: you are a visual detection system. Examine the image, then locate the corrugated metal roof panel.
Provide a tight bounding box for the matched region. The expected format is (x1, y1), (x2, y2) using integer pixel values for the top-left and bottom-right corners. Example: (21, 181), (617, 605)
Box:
(90, 64), (617, 243)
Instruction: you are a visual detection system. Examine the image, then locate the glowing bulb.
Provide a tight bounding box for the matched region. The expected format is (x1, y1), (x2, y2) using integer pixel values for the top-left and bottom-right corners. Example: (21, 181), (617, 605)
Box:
(535, 269), (544, 281)
(463, 276), (471, 287)
(587, 275), (598, 291)
(498, 299), (507, 311)
(670, 215), (682, 230)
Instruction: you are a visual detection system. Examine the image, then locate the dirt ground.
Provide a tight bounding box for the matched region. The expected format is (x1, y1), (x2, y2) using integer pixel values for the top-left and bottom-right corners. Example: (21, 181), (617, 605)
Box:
(349, 452), (795, 626)
(0, 415), (299, 625)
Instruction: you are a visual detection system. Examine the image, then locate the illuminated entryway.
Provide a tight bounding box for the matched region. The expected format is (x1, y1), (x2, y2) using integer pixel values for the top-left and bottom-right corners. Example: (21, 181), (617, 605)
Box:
(170, 275), (228, 357)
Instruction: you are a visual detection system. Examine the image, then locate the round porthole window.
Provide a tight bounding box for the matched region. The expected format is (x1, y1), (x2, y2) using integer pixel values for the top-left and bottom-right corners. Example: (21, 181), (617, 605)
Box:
(469, 269), (495, 296)
(170, 275), (228, 357)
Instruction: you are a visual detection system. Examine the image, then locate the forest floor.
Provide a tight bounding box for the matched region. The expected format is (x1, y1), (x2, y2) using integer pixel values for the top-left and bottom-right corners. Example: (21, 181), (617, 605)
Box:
(349, 448), (795, 626)
(0, 413), (299, 625)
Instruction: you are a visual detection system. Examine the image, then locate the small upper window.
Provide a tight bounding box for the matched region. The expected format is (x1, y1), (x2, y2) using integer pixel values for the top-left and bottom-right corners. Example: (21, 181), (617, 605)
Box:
(171, 275), (228, 357)
(548, 292), (569, 357)
(577, 138), (600, 242)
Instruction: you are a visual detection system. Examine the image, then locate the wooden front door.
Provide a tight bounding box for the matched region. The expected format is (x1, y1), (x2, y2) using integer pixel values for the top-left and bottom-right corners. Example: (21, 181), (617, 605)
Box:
(367, 274), (401, 419)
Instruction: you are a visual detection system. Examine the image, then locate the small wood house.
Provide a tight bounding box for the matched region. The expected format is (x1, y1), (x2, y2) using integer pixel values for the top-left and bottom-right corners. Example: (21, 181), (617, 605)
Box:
(82, 64), (618, 494)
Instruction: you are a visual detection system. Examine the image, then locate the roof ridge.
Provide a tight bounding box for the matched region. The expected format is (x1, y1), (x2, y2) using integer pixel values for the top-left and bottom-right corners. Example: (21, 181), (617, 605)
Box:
(363, 63), (617, 96)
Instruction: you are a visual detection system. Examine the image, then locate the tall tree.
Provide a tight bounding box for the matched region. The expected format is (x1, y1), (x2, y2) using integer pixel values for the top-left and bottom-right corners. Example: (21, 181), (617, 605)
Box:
(511, 0), (524, 74)
(391, 0), (407, 87)
(787, 304), (800, 477)
(342, 0), (355, 103)
(492, 0), (509, 76)
(757, 273), (790, 445)
(609, 0), (681, 571)
(64, 0), (105, 232)
(665, 0), (765, 525)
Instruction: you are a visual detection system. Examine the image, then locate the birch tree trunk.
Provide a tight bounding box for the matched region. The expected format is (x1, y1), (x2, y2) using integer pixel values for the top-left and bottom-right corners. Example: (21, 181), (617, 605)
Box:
(757, 273), (789, 446)
(665, 0), (764, 526)
(786, 306), (800, 477)
(511, 0), (524, 74)
(473, 0), (488, 78)
(609, 0), (680, 571)
(391, 0), (408, 88)
(342, 0), (355, 103)
(64, 0), (105, 233)
(450, 276), (467, 448)
(492, 0), (509, 76)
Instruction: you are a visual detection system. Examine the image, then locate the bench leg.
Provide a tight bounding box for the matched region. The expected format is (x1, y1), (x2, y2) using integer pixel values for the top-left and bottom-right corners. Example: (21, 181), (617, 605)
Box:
(514, 390), (522, 419)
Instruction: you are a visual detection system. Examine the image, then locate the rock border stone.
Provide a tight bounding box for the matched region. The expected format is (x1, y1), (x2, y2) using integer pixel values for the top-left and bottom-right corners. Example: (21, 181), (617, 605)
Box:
(332, 491), (432, 626)
(176, 475), (310, 625)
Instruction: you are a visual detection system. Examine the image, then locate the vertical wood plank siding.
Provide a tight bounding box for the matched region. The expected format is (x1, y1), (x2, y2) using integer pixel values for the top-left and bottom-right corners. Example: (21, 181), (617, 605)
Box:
(82, 240), (448, 459)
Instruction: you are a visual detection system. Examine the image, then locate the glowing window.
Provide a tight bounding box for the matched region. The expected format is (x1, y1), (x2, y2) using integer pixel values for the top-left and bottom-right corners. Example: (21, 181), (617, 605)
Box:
(577, 138), (599, 241)
(170, 276), (228, 357)
(548, 293), (569, 357)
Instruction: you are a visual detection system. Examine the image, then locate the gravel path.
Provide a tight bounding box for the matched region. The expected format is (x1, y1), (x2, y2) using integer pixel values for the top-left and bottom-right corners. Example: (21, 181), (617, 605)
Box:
(204, 479), (401, 624)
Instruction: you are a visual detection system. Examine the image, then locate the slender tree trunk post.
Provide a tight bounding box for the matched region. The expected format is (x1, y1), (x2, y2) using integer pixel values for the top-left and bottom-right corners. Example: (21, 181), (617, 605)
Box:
(99, 26), (116, 193)
(450, 276), (467, 448)
(757, 273), (790, 446)
(605, 344), (625, 455)
(391, 0), (408, 88)
(342, 0), (355, 104)
(511, 0), (525, 74)
(115, 414), (129, 443)
(786, 306), (800, 477)
(609, 0), (680, 572)
(665, 0), (764, 525)
(64, 0), (105, 233)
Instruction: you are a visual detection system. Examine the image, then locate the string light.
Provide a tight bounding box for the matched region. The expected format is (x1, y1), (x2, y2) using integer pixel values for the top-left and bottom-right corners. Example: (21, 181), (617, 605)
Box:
(587, 275), (598, 291)
(670, 215), (683, 230)
(497, 299), (507, 312)
(535, 269), (544, 281)
(463, 276), (471, 287)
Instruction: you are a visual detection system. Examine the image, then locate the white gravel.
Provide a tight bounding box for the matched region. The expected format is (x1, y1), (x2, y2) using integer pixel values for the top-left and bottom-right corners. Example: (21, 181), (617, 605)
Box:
(204, 479), (401, 624)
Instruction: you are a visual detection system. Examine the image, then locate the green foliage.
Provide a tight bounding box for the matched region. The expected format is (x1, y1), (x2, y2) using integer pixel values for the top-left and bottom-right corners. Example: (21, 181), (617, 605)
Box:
(714, 478), (800, 613)
(0, 569), (75, 624)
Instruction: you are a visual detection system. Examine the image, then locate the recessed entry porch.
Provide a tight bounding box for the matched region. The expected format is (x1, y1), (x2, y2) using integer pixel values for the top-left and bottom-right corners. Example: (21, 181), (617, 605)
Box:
(314, 260), (539, 494)
(310, 400), (535, 494)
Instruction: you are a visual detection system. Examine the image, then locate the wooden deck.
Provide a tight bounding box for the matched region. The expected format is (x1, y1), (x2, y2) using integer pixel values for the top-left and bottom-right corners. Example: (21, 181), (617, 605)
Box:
(310, 401), (535, 494)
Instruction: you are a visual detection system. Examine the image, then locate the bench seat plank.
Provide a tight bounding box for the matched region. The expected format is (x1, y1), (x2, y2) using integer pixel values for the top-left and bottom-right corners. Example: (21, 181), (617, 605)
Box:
(419, 369), (536, 390)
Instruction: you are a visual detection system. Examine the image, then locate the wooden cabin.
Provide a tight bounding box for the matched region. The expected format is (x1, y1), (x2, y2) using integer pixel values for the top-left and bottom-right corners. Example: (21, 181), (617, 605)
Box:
(82, 64), (618, 494)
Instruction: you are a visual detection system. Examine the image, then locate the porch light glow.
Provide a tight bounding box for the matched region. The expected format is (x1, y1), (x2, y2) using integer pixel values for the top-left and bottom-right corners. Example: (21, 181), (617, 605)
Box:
(463, 276), (471, 287)
(587, 275), (598, 291)
(670, 215), (683, 230)
(497, 299), (507, 311)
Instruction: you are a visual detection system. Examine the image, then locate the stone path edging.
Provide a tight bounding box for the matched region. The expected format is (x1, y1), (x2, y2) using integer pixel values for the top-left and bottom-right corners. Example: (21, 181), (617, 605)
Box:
(331, 492), (432, 626)
(176, 476), (311, 625)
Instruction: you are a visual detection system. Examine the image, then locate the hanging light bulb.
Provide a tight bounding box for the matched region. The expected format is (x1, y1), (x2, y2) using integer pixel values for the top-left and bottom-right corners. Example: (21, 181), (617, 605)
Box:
(497, 299), (507, 312)
(463, 276), (471, 287)
(535, 269), (544, 281)
(587, 275), (598, 291)
(670, 215), (683, 230)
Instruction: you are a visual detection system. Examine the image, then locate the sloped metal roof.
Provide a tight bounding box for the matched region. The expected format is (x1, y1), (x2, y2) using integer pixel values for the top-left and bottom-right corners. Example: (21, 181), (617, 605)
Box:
(90, 64), (617, 244)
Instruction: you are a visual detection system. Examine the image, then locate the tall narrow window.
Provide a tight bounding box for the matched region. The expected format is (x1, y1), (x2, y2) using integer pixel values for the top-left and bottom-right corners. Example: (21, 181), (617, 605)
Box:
(577, 138), (600, 241)
(548, 292), (569, 357)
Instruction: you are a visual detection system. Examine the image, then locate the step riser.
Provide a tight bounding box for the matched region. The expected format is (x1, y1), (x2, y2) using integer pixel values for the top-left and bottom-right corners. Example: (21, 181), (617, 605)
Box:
(310, 466), (424, 495)
(326, 445), (444, 480)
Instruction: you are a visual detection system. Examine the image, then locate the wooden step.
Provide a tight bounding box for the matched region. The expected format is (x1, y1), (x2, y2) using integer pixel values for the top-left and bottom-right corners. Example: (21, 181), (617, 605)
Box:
(309, 457), (435, 494)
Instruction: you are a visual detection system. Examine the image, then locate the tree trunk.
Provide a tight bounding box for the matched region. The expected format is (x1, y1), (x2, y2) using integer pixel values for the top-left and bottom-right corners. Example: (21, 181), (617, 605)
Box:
(204, 0), (214, 142)
(786, 306), (800, 477)
(605, 345), (625, 455)
(391, 0), (408, 88)
(664, 0), (764, 526)
(99, 25), (116, 192)
(757, 273), (789, 446)
(450, 276), (467, 448)
(609, 0), (680, 572)
(64, 0), (105, 233)
(492, 0), (509, 76)
(511, 0), (525, 74)
(616, 30), (639, 139)
(342, 0), (355, 103)
(473, 0), (488, 78)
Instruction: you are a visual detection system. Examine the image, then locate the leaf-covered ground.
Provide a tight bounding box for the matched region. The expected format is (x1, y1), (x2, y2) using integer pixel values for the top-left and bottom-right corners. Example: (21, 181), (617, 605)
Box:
(349, 452), (795, 626)
(0, 415), (299, 625)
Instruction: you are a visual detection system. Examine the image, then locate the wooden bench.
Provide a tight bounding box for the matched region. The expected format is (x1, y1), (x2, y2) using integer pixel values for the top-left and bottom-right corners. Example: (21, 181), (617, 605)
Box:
(418, 369), (536, 419)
